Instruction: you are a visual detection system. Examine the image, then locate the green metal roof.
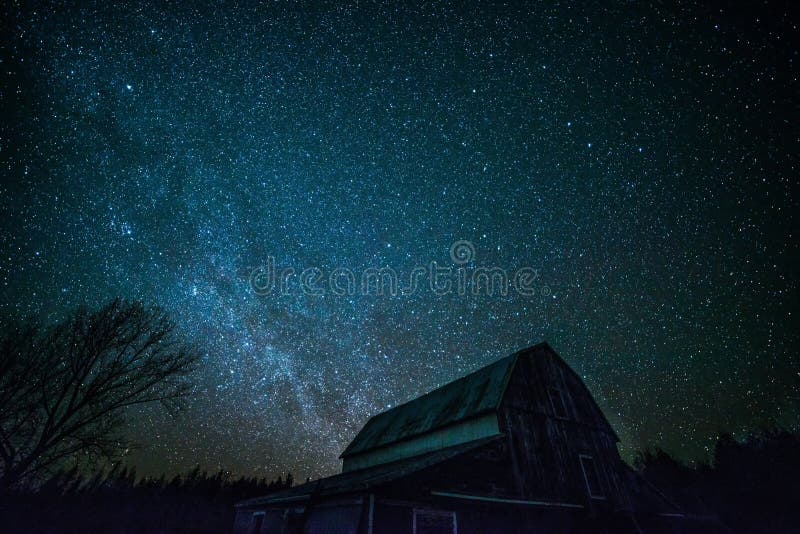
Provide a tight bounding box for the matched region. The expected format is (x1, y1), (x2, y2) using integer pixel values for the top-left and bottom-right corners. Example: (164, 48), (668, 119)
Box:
(340, 352), (518, 458)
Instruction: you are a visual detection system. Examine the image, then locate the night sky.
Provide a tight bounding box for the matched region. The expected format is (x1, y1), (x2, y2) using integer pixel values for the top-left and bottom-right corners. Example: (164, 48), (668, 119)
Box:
(1, 1), (798, 481)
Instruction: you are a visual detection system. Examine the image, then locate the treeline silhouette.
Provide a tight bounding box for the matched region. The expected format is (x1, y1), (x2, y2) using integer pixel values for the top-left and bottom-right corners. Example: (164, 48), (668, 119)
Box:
(0, 464), (294, 533)
(636, 427), (800, 533)
(1, 428), (797, 533)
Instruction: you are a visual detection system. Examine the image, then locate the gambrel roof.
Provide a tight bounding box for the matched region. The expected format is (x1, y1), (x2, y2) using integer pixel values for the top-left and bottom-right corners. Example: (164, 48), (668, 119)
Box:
(341, 341), (616, 460)
(340, 351), (516, 458)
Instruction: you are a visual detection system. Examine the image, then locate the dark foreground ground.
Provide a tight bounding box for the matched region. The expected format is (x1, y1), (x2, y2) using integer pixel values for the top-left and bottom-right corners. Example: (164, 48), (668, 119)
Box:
(0, 468), (293, 534)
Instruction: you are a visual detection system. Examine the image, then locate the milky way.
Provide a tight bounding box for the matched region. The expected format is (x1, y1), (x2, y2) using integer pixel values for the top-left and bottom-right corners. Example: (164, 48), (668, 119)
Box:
(1, 1), (798, 480)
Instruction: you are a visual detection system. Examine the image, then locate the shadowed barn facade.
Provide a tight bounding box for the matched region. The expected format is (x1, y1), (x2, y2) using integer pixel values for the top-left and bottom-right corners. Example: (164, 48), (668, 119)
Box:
(234, 342), (718, 533)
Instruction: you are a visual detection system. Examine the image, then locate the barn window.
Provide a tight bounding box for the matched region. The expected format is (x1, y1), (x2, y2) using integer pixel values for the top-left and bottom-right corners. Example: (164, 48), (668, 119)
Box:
(249, 512), (264, 534)
(413, 509), (457, 534)
(548, 387), (569, 418)
(579, 455), (604, 499)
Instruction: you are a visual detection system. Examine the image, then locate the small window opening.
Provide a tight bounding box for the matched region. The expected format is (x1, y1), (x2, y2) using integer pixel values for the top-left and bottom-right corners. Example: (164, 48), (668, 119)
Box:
(579, 454), (605, 499)
(548, 387), (569, 418)
(249, 512), (264, 534)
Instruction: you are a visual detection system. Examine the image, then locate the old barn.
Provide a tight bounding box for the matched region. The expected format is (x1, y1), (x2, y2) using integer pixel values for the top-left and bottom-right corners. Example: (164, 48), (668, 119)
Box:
(234, 342), (717, 533)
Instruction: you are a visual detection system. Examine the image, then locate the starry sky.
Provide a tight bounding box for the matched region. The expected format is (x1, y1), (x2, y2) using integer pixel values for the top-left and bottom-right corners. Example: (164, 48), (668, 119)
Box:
(1, 0), (798, 480)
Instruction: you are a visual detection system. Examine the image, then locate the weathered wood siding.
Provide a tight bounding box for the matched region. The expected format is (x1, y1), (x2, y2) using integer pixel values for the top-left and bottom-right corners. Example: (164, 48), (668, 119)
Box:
(369, 498), (587, 534)
(498, 348), (627, 509)
(376, 438), (517, 500)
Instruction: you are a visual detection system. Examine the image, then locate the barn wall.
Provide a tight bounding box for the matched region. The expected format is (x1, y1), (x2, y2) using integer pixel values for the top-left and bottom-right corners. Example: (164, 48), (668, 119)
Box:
(370, 496), (589, 534)
(396, 438), (518, 498)
(372, 500), (412, 534)
(499, 348), (627, 508)
(303, 500), (363, 534)
(450, 505), (587, 534)
(233, 506), (306, 534)
(232, 509), (254, 533)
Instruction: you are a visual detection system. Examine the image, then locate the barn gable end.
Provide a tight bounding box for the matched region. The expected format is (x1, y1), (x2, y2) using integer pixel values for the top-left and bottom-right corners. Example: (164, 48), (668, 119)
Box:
(497, 344), (625, 509)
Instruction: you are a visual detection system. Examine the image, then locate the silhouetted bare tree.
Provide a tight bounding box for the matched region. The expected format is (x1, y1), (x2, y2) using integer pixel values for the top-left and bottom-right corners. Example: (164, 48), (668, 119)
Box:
(0, 298), (199, 489)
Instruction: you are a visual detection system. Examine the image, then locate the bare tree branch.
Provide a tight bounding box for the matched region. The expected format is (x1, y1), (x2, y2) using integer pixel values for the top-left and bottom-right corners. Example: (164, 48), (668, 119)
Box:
(0, 298), (199, 489)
